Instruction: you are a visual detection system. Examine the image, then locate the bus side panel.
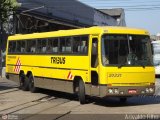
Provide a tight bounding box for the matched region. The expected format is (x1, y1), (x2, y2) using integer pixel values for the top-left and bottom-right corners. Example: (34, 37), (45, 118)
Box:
(15, 55), (90, 93)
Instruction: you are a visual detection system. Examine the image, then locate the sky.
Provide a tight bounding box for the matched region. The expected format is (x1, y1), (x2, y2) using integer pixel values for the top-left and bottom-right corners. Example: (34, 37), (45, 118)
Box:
(78, 0), (160, 35)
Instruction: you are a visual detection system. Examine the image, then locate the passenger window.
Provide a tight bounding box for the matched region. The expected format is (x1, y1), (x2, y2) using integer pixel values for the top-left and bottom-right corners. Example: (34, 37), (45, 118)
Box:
(8, 41), (16, 53)
(73, 36), (88, 54)
(47, 38), (58, 53)
(80, 36), (88, 54)
(41, 39), (47, 53)
(16, 41), (21, 53)
(27, 40), (36, 53)
(53, 38), (58, 53)
(37, 39), (47, 53)
(65, 37), (72, 52)
(16, 41), (26, 53)
(21, 41), (26, 53)
(59, 37), (72, 53)
(59, 38), (65, 52)
(73, 37), (81, 53)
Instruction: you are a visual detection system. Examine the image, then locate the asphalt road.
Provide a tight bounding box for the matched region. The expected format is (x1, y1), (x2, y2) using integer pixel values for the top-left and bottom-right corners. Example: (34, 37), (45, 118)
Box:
(0, 78), (160, 120)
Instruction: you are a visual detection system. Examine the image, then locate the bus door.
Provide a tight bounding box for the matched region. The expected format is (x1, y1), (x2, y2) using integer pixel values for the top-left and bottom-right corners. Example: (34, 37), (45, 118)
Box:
(90, 36), (99, 96)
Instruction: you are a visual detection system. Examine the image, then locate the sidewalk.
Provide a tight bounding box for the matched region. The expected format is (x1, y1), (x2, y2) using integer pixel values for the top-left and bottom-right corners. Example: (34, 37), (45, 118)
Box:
(0, 77), (18, 91)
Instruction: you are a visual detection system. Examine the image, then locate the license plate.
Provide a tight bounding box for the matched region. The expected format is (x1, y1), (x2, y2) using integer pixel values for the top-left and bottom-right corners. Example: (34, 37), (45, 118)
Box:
(128, 89), (137, 94)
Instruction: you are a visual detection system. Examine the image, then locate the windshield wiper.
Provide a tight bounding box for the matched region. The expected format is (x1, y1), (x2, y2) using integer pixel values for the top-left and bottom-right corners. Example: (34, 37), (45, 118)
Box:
(118, 63), (126, 68)
(138, 63), (145, 68)
(134, 59), (146, 68)
(118, 62), (145, 68)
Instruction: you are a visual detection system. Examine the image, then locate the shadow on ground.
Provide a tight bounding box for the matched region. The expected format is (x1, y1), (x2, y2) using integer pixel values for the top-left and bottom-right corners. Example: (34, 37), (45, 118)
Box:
(91, 95), (160, 107)
(35, 88), (160, 107)
(0, 81), (18, 91)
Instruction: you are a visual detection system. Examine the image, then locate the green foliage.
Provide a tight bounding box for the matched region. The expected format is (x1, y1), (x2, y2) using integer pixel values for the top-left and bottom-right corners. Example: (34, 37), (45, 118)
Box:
(0, 0), (20, 23)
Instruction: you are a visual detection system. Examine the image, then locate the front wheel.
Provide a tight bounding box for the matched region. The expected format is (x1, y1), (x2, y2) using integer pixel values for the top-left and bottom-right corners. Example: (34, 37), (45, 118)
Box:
(78, 80), (86, 104)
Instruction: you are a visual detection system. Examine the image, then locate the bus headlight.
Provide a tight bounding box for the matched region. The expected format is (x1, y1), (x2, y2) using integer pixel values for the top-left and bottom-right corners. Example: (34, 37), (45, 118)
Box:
(108, 89), (113, 94)
(145, 88), (149, 93)
(141, 91), (145, 94)
(114, 89), (119, 94)
(149, 88), (154, 93)
(120, 91), (124, 95)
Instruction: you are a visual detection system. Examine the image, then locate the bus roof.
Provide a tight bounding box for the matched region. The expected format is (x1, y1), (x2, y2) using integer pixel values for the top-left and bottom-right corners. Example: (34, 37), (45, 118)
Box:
(8, 26), (149, 40)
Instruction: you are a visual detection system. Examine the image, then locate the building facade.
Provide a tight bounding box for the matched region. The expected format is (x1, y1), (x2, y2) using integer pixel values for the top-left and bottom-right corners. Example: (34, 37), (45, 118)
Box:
(0, 0), (126, 77)
(99, 8), (126, 26)
(14, 0), (124, 34)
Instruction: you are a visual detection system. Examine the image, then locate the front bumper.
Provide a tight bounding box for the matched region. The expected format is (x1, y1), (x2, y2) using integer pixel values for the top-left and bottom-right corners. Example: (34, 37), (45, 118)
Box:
(105, 86), (155, 97)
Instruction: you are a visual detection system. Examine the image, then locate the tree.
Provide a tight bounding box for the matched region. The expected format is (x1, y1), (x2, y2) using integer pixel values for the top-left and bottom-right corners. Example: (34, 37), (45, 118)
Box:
(0, 0), (20, 76)
(0, 0), (19, 23)
(0, 0), (20, 34)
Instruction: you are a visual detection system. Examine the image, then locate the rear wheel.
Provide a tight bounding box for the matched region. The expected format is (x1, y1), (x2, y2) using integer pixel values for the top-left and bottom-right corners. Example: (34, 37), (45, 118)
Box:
(78, 80), (86, 104)
(19, 74), (29, 91)
(29, 75), (38, 93)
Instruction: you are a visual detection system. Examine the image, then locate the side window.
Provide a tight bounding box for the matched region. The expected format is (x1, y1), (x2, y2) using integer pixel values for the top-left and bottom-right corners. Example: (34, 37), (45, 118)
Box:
(16, 41), (21, 53)
(16, 41), (26, 53)
(47, 38), (58, 53)
(21, 41), (26, 53)
(47, 38), (53, 53)
(65, 37), (72, 52)
(26, 40), (36, 53)
(59, 38), (65, 52)
(53, 38), (58, 53)
(41, 39), (47, 53)
(73, 37), (81, 53)
(52, 38), (58, 53)
(37, 39), (47, 53)
(8, 41), (16, 53)
(59, 37), (72, 53)
(73, 36), (88, 54)
(81, 36), (88, 54)
(37, 39), (42, 53)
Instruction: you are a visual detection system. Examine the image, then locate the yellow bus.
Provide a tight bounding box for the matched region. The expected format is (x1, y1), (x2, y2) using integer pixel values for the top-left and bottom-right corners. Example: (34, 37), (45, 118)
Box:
(6, 26), (155, 104)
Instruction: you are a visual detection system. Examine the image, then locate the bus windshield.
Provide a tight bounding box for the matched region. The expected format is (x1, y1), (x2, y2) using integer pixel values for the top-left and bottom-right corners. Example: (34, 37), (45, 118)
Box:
(102, 34), (153, 67)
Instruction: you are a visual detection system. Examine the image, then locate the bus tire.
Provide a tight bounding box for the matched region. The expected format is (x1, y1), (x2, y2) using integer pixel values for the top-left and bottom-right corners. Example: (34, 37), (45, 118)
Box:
(19, 74), (24, 89)
(19, 74), (29, 91)
(120, 97), (127, 103)
(29, 75), (38, 93)
(78, 80), (86, 104)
